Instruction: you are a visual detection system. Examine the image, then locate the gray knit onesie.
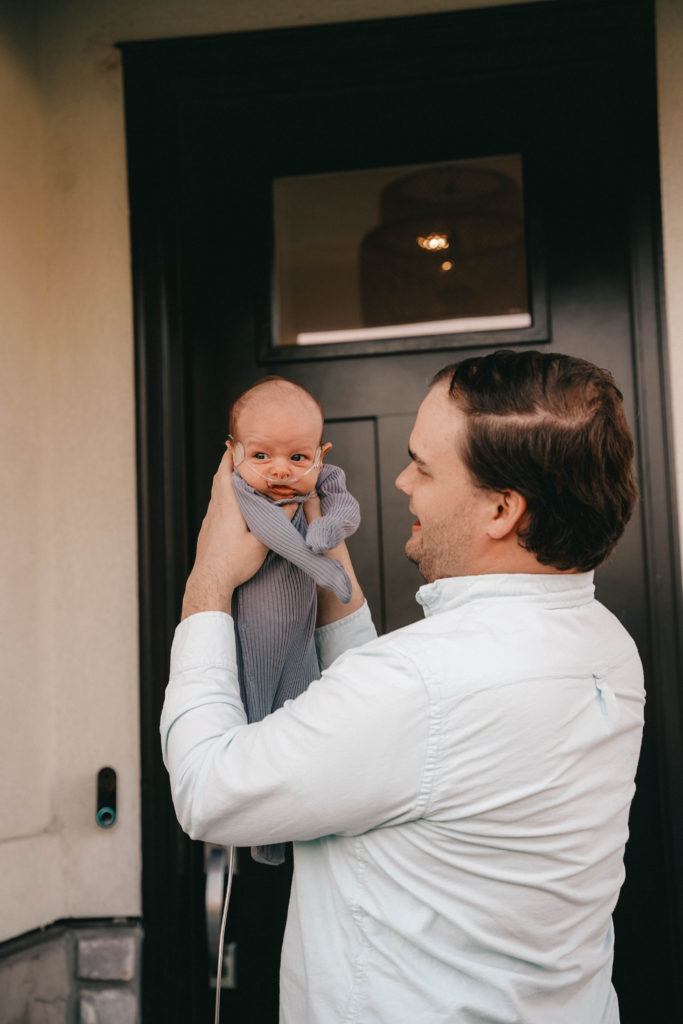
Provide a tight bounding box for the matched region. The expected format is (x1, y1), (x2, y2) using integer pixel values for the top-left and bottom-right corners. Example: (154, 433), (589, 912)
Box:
(231, 463), (360, 865)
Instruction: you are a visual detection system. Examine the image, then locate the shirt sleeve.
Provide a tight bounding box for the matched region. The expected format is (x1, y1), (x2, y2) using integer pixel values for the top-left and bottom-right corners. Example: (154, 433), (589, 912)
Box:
(314, 599), (378, 670)
(160, 608), (430, 848)
(305, 463), (360, 553)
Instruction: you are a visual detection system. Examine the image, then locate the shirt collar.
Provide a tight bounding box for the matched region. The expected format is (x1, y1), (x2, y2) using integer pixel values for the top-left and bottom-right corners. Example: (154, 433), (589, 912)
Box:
(416, 572), (595, 617)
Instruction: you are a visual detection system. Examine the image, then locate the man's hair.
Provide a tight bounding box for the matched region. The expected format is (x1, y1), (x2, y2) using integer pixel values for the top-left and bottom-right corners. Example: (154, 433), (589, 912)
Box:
(432, 350), (638, 572)
(229, 375), (324, 438)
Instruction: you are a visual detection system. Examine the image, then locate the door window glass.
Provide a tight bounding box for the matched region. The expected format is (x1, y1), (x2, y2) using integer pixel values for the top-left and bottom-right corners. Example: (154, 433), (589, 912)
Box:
(273, 154), (530, 348)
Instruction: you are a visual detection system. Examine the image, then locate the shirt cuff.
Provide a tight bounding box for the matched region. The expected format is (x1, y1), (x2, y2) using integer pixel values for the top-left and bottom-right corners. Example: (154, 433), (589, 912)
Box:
(170, 610), (236, 671)
(315, 600), (377, 670)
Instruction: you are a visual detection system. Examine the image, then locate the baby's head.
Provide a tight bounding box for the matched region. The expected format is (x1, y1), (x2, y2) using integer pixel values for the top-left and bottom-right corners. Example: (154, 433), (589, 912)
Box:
(228, 377), (331, 502)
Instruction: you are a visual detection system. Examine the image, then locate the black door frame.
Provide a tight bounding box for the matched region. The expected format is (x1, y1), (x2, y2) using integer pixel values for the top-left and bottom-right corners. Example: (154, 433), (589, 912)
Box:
(121, 2), (683, 1020)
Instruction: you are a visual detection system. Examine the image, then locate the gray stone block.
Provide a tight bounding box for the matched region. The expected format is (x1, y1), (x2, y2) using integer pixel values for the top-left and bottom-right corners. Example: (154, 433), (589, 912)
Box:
(27, 1002), (69, 1024)
(0, 935), (71, 1024)
(79, 989), (137, 1024)
(77, 936), (136, 981)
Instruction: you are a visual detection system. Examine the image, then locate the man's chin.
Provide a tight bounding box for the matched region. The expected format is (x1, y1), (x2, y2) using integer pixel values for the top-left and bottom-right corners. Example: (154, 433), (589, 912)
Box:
(405, 539), (437, 583)
(405, 538), (422, 569)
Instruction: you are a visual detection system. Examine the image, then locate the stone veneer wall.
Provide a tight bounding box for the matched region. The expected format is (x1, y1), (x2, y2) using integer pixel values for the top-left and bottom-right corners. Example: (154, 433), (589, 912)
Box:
(0, 921), (141, 1024)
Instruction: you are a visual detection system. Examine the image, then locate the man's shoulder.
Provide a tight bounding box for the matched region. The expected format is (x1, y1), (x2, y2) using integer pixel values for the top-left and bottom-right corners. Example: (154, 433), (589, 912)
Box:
(329, 612), (457, 683)
(324, 613), (429, 679)
(350, 592), (641, 694)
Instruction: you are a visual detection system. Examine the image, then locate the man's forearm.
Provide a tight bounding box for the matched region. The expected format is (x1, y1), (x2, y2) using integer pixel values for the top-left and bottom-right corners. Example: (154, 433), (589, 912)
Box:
(315, 540), (365, 626)
(181, 567), (234, 621)
(304, 488), (365, 626)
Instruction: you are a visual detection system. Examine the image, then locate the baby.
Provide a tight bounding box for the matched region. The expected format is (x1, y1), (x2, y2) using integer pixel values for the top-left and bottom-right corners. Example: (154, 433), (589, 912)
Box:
(227, 376), (360, 864)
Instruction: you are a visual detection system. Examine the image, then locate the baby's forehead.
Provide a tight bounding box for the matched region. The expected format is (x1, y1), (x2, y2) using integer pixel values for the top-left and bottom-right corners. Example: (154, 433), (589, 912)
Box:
(233, 384), (323, 436)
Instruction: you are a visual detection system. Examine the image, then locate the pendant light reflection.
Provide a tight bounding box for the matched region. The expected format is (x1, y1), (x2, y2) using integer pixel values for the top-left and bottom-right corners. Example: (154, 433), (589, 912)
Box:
(416, 232), (450, 251)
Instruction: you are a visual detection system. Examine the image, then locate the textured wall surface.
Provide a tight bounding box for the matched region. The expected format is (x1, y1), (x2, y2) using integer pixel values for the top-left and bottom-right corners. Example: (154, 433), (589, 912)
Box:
(0, 3), (59, 939)
(657, 0), (683, 532)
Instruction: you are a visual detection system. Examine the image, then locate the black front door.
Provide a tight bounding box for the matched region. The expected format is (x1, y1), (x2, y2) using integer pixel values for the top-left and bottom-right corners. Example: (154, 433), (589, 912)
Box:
(123, 3), (682, 1021)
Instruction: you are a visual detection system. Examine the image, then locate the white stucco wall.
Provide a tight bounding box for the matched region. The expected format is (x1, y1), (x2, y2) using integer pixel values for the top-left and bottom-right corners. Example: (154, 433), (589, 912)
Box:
(0, 0), (680, 942)
(0, 3), (64, 938)
(657, 0), (683, 538)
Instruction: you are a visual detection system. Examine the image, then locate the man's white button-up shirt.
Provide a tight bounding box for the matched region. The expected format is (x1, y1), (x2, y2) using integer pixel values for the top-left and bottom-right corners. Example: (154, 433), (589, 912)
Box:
(161, 572), (644, 1023)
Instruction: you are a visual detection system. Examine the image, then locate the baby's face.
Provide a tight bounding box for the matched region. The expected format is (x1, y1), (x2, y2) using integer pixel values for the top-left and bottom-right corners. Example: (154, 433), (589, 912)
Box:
(230, 396), (330, 502)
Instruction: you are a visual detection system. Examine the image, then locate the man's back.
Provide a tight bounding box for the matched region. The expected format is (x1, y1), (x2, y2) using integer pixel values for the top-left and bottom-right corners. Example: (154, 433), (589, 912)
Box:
(281, 573), (644, 1023)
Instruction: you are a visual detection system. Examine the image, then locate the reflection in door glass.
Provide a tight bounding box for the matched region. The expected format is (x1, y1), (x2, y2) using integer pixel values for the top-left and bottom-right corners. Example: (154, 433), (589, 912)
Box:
(273, 154), (530, 347)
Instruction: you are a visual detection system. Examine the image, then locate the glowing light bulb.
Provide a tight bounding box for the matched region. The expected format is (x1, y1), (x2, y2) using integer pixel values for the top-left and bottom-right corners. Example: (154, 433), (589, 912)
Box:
(417, 233), (450, 251)
(440, 260), (453, 271)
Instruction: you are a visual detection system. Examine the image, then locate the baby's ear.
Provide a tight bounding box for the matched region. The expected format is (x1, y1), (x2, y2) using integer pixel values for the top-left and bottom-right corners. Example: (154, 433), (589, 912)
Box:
(320, 441), (333, 461)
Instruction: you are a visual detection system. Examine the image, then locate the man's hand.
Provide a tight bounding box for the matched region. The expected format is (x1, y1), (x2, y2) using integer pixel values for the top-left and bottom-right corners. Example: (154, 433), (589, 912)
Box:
(181, 446), (268, 620)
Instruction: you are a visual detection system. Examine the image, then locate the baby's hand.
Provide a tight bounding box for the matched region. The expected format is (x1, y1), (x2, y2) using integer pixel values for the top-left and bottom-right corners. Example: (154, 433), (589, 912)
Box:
(303, 490), (323, 525)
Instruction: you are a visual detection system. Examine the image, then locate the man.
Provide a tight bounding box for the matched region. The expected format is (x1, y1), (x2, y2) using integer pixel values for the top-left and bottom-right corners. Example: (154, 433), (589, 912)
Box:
(162, 350), (643, 1023)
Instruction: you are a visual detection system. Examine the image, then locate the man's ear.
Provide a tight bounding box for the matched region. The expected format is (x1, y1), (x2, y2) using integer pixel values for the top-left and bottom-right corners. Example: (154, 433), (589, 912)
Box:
(487, 490), (527, 540)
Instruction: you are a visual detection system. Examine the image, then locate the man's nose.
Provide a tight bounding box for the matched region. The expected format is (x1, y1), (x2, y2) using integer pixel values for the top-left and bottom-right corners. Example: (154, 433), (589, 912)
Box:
(395, 464), (412, 493)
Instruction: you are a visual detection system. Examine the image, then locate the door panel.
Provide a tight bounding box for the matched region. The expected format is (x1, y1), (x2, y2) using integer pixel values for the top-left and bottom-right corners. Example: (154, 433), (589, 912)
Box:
(123, 4), (682, 1021)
